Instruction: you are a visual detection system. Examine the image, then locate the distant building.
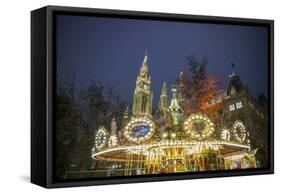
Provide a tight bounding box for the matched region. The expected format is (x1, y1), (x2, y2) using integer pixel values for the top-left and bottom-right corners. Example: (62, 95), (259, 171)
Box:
(203, 72), (268, 167)
(223, 72), (268, 167)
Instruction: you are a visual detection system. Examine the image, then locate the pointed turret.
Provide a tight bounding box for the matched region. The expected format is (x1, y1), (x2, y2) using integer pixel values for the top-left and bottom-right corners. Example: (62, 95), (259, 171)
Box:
(177, 71), (185, 105)
(110, 117), (117, 136)
(122, 106), (130, 127)
(168, 85), (183, 126)
(162, 82), (168, 93)
(169, 85), (181, 112)
(158, 82), (169, 114)
(227, 72), (244, 96)
(140, 52), (149, 73)
(109, 118), (118, 147)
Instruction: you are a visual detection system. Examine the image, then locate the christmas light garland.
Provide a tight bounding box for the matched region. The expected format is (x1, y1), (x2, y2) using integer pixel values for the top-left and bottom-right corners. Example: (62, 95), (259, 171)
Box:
(124, 115), (156, 144)
(233, 120), (247, 143)
(183, 113), (215, 140)
(95, 126), (108, 150)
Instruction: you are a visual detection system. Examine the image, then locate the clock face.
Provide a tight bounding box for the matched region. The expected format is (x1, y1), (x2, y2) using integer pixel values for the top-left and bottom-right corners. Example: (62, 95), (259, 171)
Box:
(125, 116), (155, 143)
(143, 84), (148, 90)
(183, 113), (215, 140)
(233, 121), (246, 143)
(95, 127), (108, 150)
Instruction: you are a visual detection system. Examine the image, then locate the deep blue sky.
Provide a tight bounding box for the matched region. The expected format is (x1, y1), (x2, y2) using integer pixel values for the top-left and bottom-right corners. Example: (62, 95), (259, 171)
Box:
(56, 15), (268, 103)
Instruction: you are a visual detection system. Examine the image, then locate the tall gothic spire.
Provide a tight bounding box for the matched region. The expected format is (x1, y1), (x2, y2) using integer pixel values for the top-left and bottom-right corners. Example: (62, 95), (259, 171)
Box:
(132, 51), (153, 115)
(177, 71), (185, 104)
(158, 82), (169, 114)
(110, 117), (117, 136)
(140, 51), (149, 75)
(162, 82), (167, 94)
(109, 117), (118, 147)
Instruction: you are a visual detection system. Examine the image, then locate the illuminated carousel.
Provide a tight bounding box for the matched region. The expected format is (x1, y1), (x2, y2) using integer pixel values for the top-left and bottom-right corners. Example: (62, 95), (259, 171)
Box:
(92, 54), (257, 175)
(92, 91), (256, 175)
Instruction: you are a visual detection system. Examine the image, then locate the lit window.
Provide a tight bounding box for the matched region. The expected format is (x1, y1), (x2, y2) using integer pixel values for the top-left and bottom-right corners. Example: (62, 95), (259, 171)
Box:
(229, 104), (235, 111)
(236, 101), (243, 109)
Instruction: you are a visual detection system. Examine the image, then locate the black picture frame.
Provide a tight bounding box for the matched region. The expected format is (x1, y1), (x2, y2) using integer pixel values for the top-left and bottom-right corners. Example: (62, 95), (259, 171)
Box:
(31, 5), (274, 188)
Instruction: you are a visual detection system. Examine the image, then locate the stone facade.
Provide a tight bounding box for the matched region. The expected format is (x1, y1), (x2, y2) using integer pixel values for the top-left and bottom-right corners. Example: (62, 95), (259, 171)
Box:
(204, 72), (268, 167)
(222, 73), (268, 167)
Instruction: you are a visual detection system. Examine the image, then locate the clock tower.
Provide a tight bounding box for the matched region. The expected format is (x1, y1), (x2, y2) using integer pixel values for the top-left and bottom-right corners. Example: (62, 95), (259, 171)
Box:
(132, 52), (153, 115)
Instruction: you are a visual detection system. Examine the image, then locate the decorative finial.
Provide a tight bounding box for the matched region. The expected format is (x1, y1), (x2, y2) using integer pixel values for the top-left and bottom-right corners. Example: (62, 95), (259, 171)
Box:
(141, 50), (149, 72)
(162, 81), (167, 91)
(123, 106), (129, 119)
(230, 62), (236, 74)
(111, 117), (117, 135)
(171, 84), (177, 98)
(180, 71), (184, 76)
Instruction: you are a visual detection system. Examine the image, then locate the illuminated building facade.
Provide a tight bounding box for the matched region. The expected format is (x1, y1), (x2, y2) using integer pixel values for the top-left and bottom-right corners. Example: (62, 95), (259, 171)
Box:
(223, 73), (268, 167)
(91, 54), (267, 177)
(132, 53), (153, 116)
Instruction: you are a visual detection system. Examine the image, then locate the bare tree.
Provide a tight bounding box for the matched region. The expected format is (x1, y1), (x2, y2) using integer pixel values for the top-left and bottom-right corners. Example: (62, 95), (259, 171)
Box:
(176, 54), (220, 114)
(56, 75), (127, 178)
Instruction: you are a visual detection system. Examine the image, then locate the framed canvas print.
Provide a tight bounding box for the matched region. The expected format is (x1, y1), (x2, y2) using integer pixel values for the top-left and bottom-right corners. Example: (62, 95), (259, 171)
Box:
(31, 5), (274, 188)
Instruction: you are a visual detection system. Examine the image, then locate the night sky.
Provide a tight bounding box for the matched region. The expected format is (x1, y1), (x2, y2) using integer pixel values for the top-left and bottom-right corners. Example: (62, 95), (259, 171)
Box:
(56, 14), (269, 104)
